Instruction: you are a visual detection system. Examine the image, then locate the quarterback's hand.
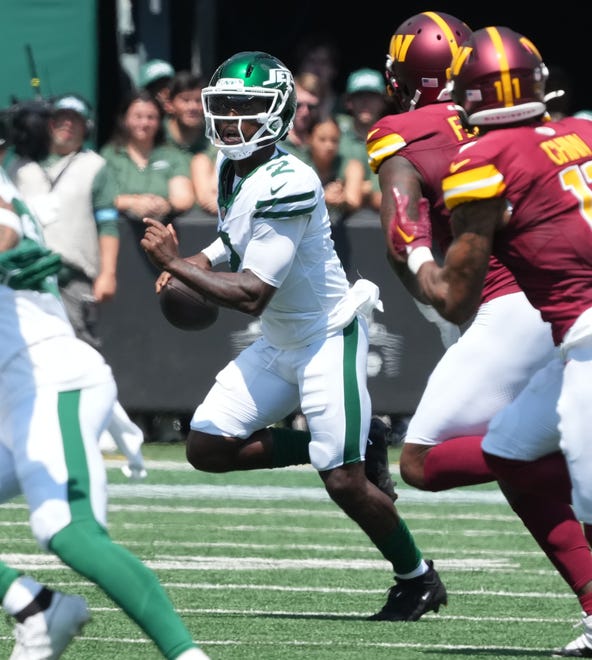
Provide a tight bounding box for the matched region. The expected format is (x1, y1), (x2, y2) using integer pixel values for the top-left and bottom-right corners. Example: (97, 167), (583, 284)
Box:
(388, 188), (433, 259)
(141, 217), (180, 270)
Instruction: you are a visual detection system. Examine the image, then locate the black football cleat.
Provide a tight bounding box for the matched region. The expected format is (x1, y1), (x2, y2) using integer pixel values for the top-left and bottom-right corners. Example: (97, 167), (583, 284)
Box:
(368, 560), (448, 621)
(365, 417), (397, 501)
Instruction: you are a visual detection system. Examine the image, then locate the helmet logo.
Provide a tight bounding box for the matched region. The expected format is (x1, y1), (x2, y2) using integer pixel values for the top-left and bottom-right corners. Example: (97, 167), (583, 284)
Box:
(266, 68), (293, 87)
(389, 34), (414, 63)
(450, 46), (472, 76)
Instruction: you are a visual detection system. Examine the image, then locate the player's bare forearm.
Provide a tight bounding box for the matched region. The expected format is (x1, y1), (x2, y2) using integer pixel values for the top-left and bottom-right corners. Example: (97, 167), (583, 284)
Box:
(166, 256), (273, 316)
(142, 217), (274, 315)
(386, 251), (432, 303)
(415, 242), (484, 325)
(415, 200), (499, 324)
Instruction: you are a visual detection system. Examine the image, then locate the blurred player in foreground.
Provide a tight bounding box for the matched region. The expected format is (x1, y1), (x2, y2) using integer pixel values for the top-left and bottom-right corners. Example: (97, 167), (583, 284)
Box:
(0, 126), (208, 659)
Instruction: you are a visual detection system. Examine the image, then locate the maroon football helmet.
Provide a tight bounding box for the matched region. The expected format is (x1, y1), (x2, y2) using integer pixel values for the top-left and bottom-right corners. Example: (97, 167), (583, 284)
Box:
(448, 26), (548, 127)
(386, 11), (472, 112)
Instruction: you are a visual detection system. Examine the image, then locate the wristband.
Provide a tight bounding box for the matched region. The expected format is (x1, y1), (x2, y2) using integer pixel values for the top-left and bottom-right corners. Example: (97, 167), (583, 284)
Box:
(407, 246), (434, 275)
(201, 238), (227, 266)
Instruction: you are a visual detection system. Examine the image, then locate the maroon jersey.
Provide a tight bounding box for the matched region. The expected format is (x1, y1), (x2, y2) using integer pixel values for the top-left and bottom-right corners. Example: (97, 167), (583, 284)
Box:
(367, 102), (520, 303)
(443, 117), (592, 344)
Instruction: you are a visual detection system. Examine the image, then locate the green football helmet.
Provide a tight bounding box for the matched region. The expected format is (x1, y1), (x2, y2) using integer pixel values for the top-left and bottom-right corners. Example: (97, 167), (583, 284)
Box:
(203, 51), (296, 160)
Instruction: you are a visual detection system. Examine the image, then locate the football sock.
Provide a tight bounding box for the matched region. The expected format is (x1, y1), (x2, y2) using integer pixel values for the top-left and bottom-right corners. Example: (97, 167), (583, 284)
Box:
(50, 520), (196, 659)
(499, 484), (592, 595)
(374, 519), (423, 576)
(13, 587), (52, 623)
(270, 427), (311, 467)
(0, 563), (25, 604)
(1, 572), (44, 617)
(422, 436), (495, 490)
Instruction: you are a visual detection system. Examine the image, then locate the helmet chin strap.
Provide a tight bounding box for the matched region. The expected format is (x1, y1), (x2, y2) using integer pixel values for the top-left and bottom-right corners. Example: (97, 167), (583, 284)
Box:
(220, 120), (273, 160)
(220, 143), (262, 160)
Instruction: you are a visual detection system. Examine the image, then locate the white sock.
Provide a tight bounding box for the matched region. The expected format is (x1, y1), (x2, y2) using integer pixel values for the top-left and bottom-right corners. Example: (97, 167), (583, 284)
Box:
(396, 559), (429, 580)
(2, 576), (44, 616)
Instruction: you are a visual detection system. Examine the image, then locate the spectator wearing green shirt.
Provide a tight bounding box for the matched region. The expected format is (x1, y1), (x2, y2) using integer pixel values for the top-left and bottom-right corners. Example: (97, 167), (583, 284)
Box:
(164, 71), (210, 154)
(337, 68), (389, 212)
(101, 89), (195, 225)
(163, 71), (218, 216)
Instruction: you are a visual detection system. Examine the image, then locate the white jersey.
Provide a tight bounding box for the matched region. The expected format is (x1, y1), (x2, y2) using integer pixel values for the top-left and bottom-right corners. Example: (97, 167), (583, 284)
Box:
(0, 168), (106, 386)
(210, 148), (379, 349)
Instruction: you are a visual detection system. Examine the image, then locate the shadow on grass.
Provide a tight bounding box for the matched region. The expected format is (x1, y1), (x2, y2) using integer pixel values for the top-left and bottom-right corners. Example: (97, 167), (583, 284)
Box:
(238, 612), (370, 621)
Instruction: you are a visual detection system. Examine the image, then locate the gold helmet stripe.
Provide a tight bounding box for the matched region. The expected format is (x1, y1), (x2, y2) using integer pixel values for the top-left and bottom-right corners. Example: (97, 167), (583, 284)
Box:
(485, 26), (514, 107)
(424, 11), (463, 57)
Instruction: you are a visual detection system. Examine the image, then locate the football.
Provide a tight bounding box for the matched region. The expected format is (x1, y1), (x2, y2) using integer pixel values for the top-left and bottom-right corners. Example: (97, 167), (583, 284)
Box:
(158, 277), (219, 331)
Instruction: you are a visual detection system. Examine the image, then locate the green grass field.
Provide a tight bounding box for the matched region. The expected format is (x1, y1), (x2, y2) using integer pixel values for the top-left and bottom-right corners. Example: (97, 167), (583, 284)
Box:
(0, 442), (584, 659)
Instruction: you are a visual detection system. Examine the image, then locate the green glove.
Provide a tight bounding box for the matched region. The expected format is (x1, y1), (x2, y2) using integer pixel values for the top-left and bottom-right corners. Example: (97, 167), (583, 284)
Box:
(8, 252), (63, 289)
(0, 238), (62, 290)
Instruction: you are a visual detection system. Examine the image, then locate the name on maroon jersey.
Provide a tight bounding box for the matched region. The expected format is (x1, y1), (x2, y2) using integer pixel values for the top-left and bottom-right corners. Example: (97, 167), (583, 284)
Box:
(539, 133), (592, 166)
(446, 115), (475, 143)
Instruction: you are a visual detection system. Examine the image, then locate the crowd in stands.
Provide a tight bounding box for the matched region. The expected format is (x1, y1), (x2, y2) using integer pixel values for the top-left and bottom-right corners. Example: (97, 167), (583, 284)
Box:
(5, 50), (391, 225)
(4, 46), (587, 445)
(0, 50), (394, 442)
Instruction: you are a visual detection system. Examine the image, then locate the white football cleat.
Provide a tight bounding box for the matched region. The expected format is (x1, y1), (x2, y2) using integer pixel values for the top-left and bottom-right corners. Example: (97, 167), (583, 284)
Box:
(10, 592), (90, 660)
(554, 613), (592, 657)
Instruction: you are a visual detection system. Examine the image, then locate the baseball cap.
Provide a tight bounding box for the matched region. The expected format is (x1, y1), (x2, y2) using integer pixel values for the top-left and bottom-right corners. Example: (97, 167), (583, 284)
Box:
(574, 110), (592, 122)
(53, 95), (92, 120)
(138, 59), (175, 88)
(346, 68), (384, 95)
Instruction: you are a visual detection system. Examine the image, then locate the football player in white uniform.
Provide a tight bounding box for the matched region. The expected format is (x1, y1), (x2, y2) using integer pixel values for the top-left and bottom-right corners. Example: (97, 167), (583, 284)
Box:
(141, 50), (445, 621)
(0, 145), (209, 659)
